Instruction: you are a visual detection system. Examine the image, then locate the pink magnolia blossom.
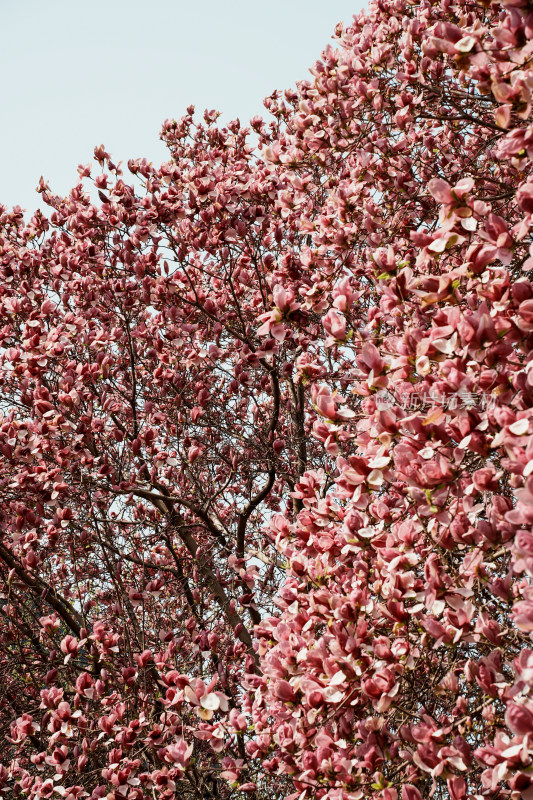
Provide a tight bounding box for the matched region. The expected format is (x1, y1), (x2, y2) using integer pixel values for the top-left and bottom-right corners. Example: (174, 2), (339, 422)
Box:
(3, 0), (533, 798)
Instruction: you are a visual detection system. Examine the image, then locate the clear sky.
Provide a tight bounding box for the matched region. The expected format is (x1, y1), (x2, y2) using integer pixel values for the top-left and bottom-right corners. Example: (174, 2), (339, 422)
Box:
(1, 0), (363, 215)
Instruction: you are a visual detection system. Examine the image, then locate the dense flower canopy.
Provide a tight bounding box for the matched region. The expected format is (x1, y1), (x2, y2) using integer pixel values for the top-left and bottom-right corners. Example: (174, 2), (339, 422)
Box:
(2, 0), (533, 798)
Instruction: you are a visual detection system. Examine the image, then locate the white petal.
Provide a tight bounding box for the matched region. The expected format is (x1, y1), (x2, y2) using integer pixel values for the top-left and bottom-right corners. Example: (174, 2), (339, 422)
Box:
(200, 692), (221, 711)
(524, 460), (533, 477)
(330, 670), (347, 686)
(367, 455), (390, 469)
(510, 418), (529, 436)
(420, 447), (434, 459)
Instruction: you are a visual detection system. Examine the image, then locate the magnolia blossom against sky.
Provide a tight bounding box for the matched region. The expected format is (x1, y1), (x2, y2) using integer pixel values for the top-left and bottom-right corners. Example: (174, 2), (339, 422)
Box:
(1, 0), (361, 215)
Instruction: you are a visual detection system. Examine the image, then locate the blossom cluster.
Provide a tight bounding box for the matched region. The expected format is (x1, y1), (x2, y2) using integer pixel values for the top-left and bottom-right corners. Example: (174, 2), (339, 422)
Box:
(1, 0), (533, 797)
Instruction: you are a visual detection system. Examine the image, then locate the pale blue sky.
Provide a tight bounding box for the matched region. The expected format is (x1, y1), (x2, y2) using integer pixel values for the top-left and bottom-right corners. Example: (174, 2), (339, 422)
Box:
(1, 0), (363, 215)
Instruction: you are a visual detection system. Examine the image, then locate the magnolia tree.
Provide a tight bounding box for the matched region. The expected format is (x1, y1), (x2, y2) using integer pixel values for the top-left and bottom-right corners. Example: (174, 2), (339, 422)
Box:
(2, 0), (533, 798)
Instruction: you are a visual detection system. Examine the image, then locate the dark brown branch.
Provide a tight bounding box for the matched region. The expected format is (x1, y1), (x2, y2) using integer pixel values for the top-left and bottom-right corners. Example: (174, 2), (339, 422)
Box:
(0, 541), (83, 637)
